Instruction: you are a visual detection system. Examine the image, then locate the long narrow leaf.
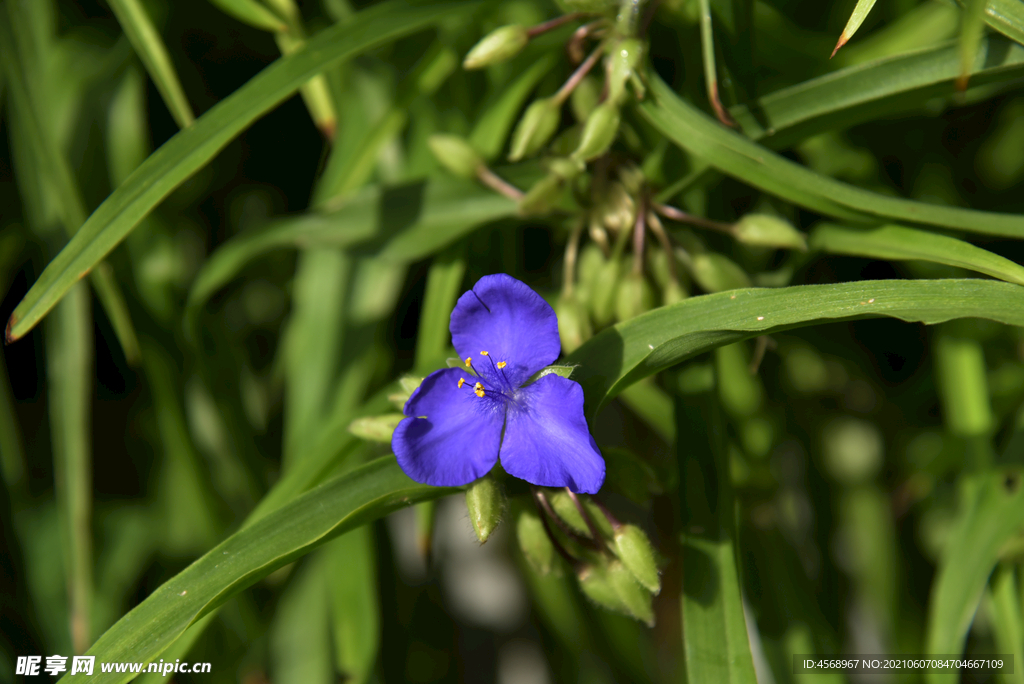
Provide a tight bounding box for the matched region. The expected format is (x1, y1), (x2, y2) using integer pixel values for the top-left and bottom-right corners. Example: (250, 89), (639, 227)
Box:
(0, 11), (141, 362)
(185, 176), (515, 341)
(58, 457), (455, 684)
(5, 0), (480, 343)
(832, 0), (878, 57)
(46, 283), (93, 654)
(107, 0), (195, 128)
(565, 279), (1024, 417)
(925, 470), (1024, 684)
(641, 73), (1024, 238)
(810, 223), (1024, 286)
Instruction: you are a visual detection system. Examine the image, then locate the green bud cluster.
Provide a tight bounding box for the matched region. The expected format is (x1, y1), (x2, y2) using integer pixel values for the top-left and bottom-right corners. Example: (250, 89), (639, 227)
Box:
(510, 485), (662, 626)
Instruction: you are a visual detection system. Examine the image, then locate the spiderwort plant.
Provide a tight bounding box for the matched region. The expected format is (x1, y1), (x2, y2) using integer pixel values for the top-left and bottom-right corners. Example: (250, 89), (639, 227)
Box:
(392, 274), (605, 493)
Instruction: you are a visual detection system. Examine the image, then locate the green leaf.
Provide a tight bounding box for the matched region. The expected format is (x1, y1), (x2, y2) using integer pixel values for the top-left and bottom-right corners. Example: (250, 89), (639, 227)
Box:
(107, 0), (195, 128)
(676, 370), (758, 684)
(988, 566), (1024, 684)
(270, 553), (334, 684)
(327, 528), (379, 684)
(186, 177), (515, 340)
(5, 0), (481, 343)
(415, 241), (466, 372)
(810, 223), (1024, 286)
(956, 0), (1024, 47)
(640, 73), (1024, 238)
(832, 0), (878, 57)
(58, 457), (455, 684)
(958, 0), (990, 88)
(925, 469), (1024, 683)
(565, 279), (1024, 417)
(46, 284), (93, 655)
(207, 0), (288, 32)
(728, 35), (1024, 149)
(0, 11), (141, 362)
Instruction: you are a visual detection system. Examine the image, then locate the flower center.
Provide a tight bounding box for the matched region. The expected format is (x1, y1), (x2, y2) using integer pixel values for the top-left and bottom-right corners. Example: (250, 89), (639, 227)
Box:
(456, 350), (517, 402)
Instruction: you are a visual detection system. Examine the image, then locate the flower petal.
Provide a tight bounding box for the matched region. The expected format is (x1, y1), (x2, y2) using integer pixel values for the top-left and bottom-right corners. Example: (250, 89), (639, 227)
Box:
(499, 375), (605, 493)
(450, 274), (560, 388)
(393, 368), (504, 487)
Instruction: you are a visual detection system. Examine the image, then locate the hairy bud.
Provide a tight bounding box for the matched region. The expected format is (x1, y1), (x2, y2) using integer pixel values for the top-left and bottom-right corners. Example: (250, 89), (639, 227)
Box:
(613, 524), (661, 593)
(465, 475), (505, 543)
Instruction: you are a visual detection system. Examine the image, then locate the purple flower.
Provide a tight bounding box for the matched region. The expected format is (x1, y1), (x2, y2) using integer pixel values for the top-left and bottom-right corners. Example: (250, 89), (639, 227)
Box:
(393, 274), (605, 494)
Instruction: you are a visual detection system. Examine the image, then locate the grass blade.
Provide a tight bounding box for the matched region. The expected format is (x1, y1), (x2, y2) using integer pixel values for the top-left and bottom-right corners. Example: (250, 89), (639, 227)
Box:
(925, 469), (1024, 683)
(676, 372), (758, 684)
(56, 457), (455, 684)
(0, 10), (141, 362)
(958, 0), (990, 89)
(565, 279), (1024, 417)
(270, 554), (334, 684)
(810, 223), (1024, 286)
(731, 35), (1024, 148)
(832, 0), (878, 57)
(5, 0), (480, 343)
(107, 0), (195, 128)
(957, 0), (1024, 47)
(282, 250), (350, 468)
(414, 242), (466, 372)
(641, 73), (1024, 238)
(987, 565), (1024, 684)
(206, 0), (287, 32)
(185, 177), (516, 340)
(46, 283), (93, 654)
(327, 527), (379, 684)
(698, 0), (735, 126)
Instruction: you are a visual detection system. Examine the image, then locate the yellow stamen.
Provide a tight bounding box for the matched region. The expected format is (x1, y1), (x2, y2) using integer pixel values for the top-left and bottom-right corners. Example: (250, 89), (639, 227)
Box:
(464, 357), (472, 368)
(480, 350), (489, 356)
(474, 382), (485, 398)
(458, 378), (465, 388)
(497, 361), (506, 369)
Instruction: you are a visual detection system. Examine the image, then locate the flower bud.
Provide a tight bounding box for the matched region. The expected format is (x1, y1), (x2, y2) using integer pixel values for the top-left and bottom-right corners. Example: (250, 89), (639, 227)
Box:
(578, 561), (655, 626)
(600, 182), (636, 233)
(690, 253), (752, 293)
(347, 413), (405, 442)
(615, 272), (654, 322)
(607, 560), (655, 625)
(607, 38), (644, 105)
(428, 134), (482, 178)
(549, 491), (612, 538)
(613, 524), (660, 594)
(732, 214), (807, 251)
(590, 255), (622, 327)
(516, 506), (557, 575)
(572, 101), (620, 162)
(570, 75), (601, 124)
(556, 293), (592, 353)
(547, 156), (585, 180)
(518, 173), (565, 216)
(463, 25), (530, 70)
(509, 97), (562, 161)
(465, 474), (505, 543)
